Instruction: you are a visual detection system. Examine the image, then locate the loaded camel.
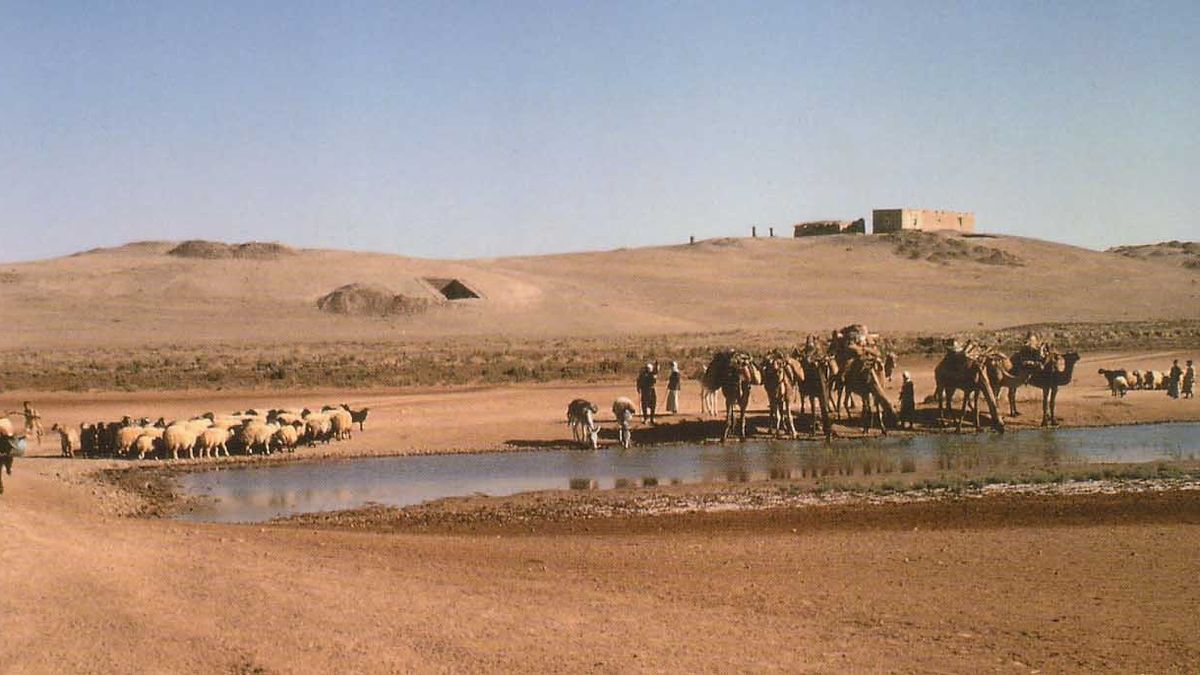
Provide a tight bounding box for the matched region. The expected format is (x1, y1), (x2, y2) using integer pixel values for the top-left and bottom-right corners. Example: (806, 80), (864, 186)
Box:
(791, 339), (836, 440)
(829, 325), (896, 435)
(760, 350), (804, 438)
(702, 350), (761, 442)
(934, 344), (1005, 433)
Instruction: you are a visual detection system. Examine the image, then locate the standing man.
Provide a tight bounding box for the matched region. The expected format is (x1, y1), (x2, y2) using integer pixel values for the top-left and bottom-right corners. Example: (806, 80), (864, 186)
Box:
(898, 371), (916, 430)
(666, 362), (682, 414)
(1183, 360), (1195, 399)
(636, 363), (658, 424)
(1168, 360), (1183, 399)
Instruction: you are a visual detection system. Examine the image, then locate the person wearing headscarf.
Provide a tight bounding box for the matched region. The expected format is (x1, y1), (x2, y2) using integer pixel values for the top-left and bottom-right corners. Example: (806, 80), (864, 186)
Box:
(898, 371), (916, 430)
(666, 361), (682, 414)
(636, 363), (658, 423)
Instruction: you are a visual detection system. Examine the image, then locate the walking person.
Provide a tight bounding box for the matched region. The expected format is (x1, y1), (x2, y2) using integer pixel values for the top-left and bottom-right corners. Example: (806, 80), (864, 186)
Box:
(898, 371), (916, 430)
(636, 363), (658, 423)
(666, 362), (682, 414)
(7, 401), (44, 446)
(1168, 360), (1183, 399)
(1183, 360), (1195, 400)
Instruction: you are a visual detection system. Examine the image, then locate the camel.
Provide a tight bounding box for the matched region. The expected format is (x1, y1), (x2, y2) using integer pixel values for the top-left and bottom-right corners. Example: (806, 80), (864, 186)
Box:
(934, 347), (1005, 433)
(826, 325), (895, 434)
(840, 352), (897, 434)
(791, 340), (835, 440)
(702, 350), (761, 442)
(760, 351), (804, 438)
(1028, 352), (1081, 426)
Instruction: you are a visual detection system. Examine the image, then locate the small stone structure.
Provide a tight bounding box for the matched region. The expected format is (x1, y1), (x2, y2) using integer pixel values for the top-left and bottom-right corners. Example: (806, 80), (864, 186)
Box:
(793, 218), (865, 237)
(872, 209), (974, 234)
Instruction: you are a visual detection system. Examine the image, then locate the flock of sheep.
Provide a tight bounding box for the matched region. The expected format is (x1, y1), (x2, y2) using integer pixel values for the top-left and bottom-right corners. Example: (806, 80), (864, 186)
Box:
(53, 405), (370, 460)
(1097, 367), (1174, 397)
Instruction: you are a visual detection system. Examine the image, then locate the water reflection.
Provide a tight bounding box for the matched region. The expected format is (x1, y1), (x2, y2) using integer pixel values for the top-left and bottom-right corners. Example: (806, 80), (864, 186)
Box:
(177, 422), (1200, 523)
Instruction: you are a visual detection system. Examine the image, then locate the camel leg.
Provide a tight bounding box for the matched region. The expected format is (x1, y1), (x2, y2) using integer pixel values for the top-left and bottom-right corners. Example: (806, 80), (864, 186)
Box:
(783, 395), (797, 439)
(1040, 388), (1050, 427)
(738, 396), (749, 440)
(1008, 385), (1020, 417)
(722, 398), (733, 443)
(1049, 387), (1059, 426)
(956, 392), (969, 433)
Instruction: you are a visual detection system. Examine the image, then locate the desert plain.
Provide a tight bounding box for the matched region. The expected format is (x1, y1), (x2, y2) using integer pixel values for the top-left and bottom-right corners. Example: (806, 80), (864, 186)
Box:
(1, 232), (1199, 673)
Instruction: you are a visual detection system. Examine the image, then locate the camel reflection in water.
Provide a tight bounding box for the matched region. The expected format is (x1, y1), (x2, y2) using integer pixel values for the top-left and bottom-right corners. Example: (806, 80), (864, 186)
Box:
(178, 423), (1200, 523)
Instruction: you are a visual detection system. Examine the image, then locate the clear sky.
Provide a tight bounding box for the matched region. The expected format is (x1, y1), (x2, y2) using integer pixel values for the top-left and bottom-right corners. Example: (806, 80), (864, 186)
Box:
(2, 1), (1197, 262)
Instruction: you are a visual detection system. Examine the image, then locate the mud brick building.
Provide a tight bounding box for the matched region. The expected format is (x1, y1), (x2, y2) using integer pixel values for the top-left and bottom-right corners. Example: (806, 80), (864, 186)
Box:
(872, 209), (974, 234)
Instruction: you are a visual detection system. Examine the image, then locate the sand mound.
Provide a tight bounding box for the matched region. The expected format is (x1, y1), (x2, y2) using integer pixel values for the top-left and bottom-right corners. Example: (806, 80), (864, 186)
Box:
(1108, 241), (1200, 269)
(316, 283), (432, 317)
(886, 231), (1023, 266)
(167, 240), (296, 260)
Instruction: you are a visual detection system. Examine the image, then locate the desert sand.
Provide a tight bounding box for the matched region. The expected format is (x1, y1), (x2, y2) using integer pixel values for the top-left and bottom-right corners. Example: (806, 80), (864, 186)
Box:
(2, 237), (1199, 672)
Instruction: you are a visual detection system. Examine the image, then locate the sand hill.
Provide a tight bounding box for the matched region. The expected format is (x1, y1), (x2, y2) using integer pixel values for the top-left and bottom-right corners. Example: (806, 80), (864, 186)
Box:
(0, 234), (1196, 349)
(1108, 241), (1200, 269)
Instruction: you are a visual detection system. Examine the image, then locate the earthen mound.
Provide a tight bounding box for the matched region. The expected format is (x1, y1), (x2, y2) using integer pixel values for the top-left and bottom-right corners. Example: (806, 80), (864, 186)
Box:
(316, 283), (432, 317)
(167, 240), (296, 260)
(886, 231), (1023, 266)
(1108, 241), (1200, 269)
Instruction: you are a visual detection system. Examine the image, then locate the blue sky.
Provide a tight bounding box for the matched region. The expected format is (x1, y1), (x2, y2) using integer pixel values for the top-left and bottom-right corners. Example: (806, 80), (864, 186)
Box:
(2, 1), (1197, 262)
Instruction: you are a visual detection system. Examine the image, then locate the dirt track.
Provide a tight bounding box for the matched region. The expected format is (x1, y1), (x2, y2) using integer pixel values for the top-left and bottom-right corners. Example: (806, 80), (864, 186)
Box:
(2, 348), (1200, 672)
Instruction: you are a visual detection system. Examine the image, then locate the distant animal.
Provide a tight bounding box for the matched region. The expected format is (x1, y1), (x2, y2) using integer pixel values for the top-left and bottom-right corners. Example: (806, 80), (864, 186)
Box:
(340, 404), (370, 431)
(1098, 368), (1129, 397)
(566, 399), (600, 449)
(1142, 370), (1165, 391)
(611, 397), (637, 449)
(49, 423), (79, 458)
(1110, 375), (1129, 398)
(883, 352), (897, 382)
(1130, 370), (1144, 389)
(327, 409), (354, 441)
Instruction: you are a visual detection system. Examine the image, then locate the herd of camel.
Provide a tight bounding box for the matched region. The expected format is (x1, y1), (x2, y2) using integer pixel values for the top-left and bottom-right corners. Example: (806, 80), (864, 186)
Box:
(570, 325), (1082, 447)
(701, 325), (1079, 441)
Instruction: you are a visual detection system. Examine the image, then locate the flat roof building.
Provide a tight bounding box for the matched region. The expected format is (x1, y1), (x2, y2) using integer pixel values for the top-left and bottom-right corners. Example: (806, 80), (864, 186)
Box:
(872, 209), (974, 234)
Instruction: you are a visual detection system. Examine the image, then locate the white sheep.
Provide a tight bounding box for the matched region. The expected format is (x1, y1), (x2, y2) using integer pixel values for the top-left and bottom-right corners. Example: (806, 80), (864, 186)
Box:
(272, 422), (303, 453)
(0, 418), (14, 438)
(1111, 375), (1129, 397)
(132, 433), (158, 460)
(163, 423), (199, 460)
(327, 409), (353, 441)
(49, 423), (80, 458)
(195, 427), (232, 458)
(239, 422), (279, 455)
(116, 426), (147, 456)
(304, 415), (331, 446)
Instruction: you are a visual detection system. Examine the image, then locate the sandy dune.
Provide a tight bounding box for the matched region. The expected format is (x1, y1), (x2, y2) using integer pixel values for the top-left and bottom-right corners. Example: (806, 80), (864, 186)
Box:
(1, 233), (1196, 348)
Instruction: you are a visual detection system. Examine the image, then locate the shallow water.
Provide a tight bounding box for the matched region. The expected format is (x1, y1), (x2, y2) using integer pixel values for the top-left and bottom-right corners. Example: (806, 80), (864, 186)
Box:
(176, 422), (1200, 523)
